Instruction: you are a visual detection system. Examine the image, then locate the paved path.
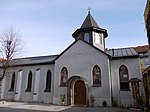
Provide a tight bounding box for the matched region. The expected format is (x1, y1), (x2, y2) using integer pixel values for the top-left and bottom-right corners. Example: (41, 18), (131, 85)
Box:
(0, 102), (142, 112)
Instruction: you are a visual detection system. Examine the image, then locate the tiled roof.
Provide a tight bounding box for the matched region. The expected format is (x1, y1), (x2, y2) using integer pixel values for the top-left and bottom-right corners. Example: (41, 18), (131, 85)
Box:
(134, 45), (149, 53)
(106, 47), (139, 58)
(0, 58), (5, 62)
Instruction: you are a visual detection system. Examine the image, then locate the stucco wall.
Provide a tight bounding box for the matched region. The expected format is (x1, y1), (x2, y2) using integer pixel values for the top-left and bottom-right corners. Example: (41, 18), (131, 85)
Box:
(53, 40), (111, 106)
(2, 64), (54, 104)
(110, 58), (143, 106)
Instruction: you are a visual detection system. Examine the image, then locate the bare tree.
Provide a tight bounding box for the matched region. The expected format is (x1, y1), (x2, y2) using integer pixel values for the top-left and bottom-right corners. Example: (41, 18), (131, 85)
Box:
(0, 27), (23, 83)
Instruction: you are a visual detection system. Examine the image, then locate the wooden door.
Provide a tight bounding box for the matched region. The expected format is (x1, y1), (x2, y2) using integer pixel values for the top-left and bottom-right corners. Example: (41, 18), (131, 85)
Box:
(74, 80), (86, 105)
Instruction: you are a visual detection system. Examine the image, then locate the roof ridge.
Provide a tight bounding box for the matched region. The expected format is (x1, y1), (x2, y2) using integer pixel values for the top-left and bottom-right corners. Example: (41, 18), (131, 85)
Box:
(13, 54), (59, 60)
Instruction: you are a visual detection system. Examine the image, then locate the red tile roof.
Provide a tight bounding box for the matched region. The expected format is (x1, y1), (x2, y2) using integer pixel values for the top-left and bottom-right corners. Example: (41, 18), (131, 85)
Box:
(134, 45), (149, 53)
(0, 58), (6, 62)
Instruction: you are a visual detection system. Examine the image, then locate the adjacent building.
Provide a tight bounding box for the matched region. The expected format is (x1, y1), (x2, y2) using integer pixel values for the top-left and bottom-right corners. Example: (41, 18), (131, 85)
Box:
(143, 0), (150, 106)
(135, 45), (149, 71)
(144, 0), (150, 47)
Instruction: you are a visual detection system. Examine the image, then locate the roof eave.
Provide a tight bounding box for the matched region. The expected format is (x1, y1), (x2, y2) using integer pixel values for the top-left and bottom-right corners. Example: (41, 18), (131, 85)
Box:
(111, 55), (139, 60)
(0, 61), (55, 68)
(72, 27), (108, 38)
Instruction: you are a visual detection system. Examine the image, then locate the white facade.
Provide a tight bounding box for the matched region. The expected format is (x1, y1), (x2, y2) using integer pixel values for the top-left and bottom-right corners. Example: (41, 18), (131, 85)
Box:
(110, 58), (142, 105)
(1, 65), (55, 104)
(53, 40), (111, 106)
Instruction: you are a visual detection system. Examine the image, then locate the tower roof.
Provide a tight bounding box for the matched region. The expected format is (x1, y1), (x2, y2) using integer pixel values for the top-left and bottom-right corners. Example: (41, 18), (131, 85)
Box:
(72, 12), (108, 38)
(81, 12), (100, 28)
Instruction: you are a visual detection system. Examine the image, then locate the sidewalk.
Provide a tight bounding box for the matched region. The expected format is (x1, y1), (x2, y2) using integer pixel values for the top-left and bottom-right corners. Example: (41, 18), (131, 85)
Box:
(0, 101), (69, 111)
(0, 101), (142, 112)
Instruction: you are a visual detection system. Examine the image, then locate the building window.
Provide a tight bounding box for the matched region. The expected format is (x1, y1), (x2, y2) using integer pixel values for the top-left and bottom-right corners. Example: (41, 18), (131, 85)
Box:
(119, 65), (129, 90)
(44, 70), (52, 92)
(9, 72), (15, 91)
(93, 65), (101, 87)
(84, 33), (90, 43)
(60, 67), (68, 86)
(25, 71), (32, 92)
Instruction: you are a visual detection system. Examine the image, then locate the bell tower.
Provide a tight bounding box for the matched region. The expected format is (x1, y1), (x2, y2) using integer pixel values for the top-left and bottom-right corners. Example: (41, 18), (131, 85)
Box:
(72, 11), (108, 51)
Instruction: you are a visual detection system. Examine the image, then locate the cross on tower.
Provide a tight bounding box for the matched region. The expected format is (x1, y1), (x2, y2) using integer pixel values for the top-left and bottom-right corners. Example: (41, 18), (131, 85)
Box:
(87, 7), (91, 14)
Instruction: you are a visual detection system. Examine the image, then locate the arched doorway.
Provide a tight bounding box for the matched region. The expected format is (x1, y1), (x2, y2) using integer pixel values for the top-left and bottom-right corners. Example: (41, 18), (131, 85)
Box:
(67, 76), (88, 106)
(74, 80), (86, 105)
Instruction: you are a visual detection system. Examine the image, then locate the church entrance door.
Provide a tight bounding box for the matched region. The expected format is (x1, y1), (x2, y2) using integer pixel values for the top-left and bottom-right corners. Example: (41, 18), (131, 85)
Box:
(74, 80), (86, 105)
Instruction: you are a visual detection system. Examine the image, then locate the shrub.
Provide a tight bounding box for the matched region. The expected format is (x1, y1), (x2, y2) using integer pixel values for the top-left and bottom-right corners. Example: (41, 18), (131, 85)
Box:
(60, 94), (65, 102)
(90, 95), (95, 104)
(137, 98), (143, 105)
(112, 98), (118, 107)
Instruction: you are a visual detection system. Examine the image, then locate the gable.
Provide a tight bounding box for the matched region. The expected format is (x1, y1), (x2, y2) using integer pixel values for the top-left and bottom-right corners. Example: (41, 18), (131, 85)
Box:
(54, 39), (110, 62)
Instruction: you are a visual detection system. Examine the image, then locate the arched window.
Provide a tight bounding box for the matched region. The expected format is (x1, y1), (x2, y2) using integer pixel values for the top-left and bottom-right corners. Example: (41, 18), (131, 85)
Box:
(25, 71), (32, 92)
(9, 72), (15, 91)
(119, 65), (129, 90)
(84, 33), (90, 43)
(44, 70), (52, 92)
(60, 67), (68, 86)
(93, 65), (101, 86)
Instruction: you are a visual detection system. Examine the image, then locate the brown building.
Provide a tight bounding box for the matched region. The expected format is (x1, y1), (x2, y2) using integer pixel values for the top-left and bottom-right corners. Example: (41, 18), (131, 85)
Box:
(144, 0), (150, 46)
(142, 66), (150, 106)
(144, 0), (150, 63)
(143, 0), (150, 107)
(135, 45), (149, 71)
(135, 45), (150, 106)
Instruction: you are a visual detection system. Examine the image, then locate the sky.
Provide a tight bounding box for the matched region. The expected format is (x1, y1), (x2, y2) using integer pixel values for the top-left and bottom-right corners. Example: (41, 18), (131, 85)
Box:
(0, 0), (148, 57)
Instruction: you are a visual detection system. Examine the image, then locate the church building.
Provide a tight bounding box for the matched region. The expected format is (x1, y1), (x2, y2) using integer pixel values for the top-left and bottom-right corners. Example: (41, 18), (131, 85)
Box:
(0, 12), (143, 107)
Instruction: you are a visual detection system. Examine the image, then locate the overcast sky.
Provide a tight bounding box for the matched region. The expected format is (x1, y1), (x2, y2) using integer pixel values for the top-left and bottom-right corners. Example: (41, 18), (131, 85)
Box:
(0, 0), (148, 57)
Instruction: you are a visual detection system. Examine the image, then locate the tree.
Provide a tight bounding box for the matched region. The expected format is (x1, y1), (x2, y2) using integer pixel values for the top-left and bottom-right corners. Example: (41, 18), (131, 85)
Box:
(0, 27), (23, 83)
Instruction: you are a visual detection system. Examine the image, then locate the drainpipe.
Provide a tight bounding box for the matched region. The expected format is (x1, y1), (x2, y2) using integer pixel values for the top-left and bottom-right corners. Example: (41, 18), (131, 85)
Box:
(108, 57), (113, 106)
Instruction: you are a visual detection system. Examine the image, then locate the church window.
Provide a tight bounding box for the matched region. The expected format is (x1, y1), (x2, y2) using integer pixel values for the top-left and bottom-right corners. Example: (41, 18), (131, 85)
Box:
(25, 71), (32, 92)
(9, 72), (15, 91)
(93, 65), (101, 87)
(84, 33), (90, 43)
(44, 70), (52, 92)
(60, 67), (68, 86)
(119, 65), (129, 90)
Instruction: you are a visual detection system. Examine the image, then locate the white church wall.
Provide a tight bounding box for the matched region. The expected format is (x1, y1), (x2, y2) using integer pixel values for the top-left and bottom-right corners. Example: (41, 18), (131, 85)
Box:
(110, 58), (142, 106)
(37, 65), (55, 104)
(1, 69), (16, 100)
(1, 64), (55, 104)
(53, 40), (111, 106)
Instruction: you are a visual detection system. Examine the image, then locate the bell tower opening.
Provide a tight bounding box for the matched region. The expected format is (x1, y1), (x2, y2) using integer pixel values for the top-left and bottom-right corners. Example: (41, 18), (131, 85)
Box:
(93, 32), (105, 51)
(84, 33), (90, 43)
